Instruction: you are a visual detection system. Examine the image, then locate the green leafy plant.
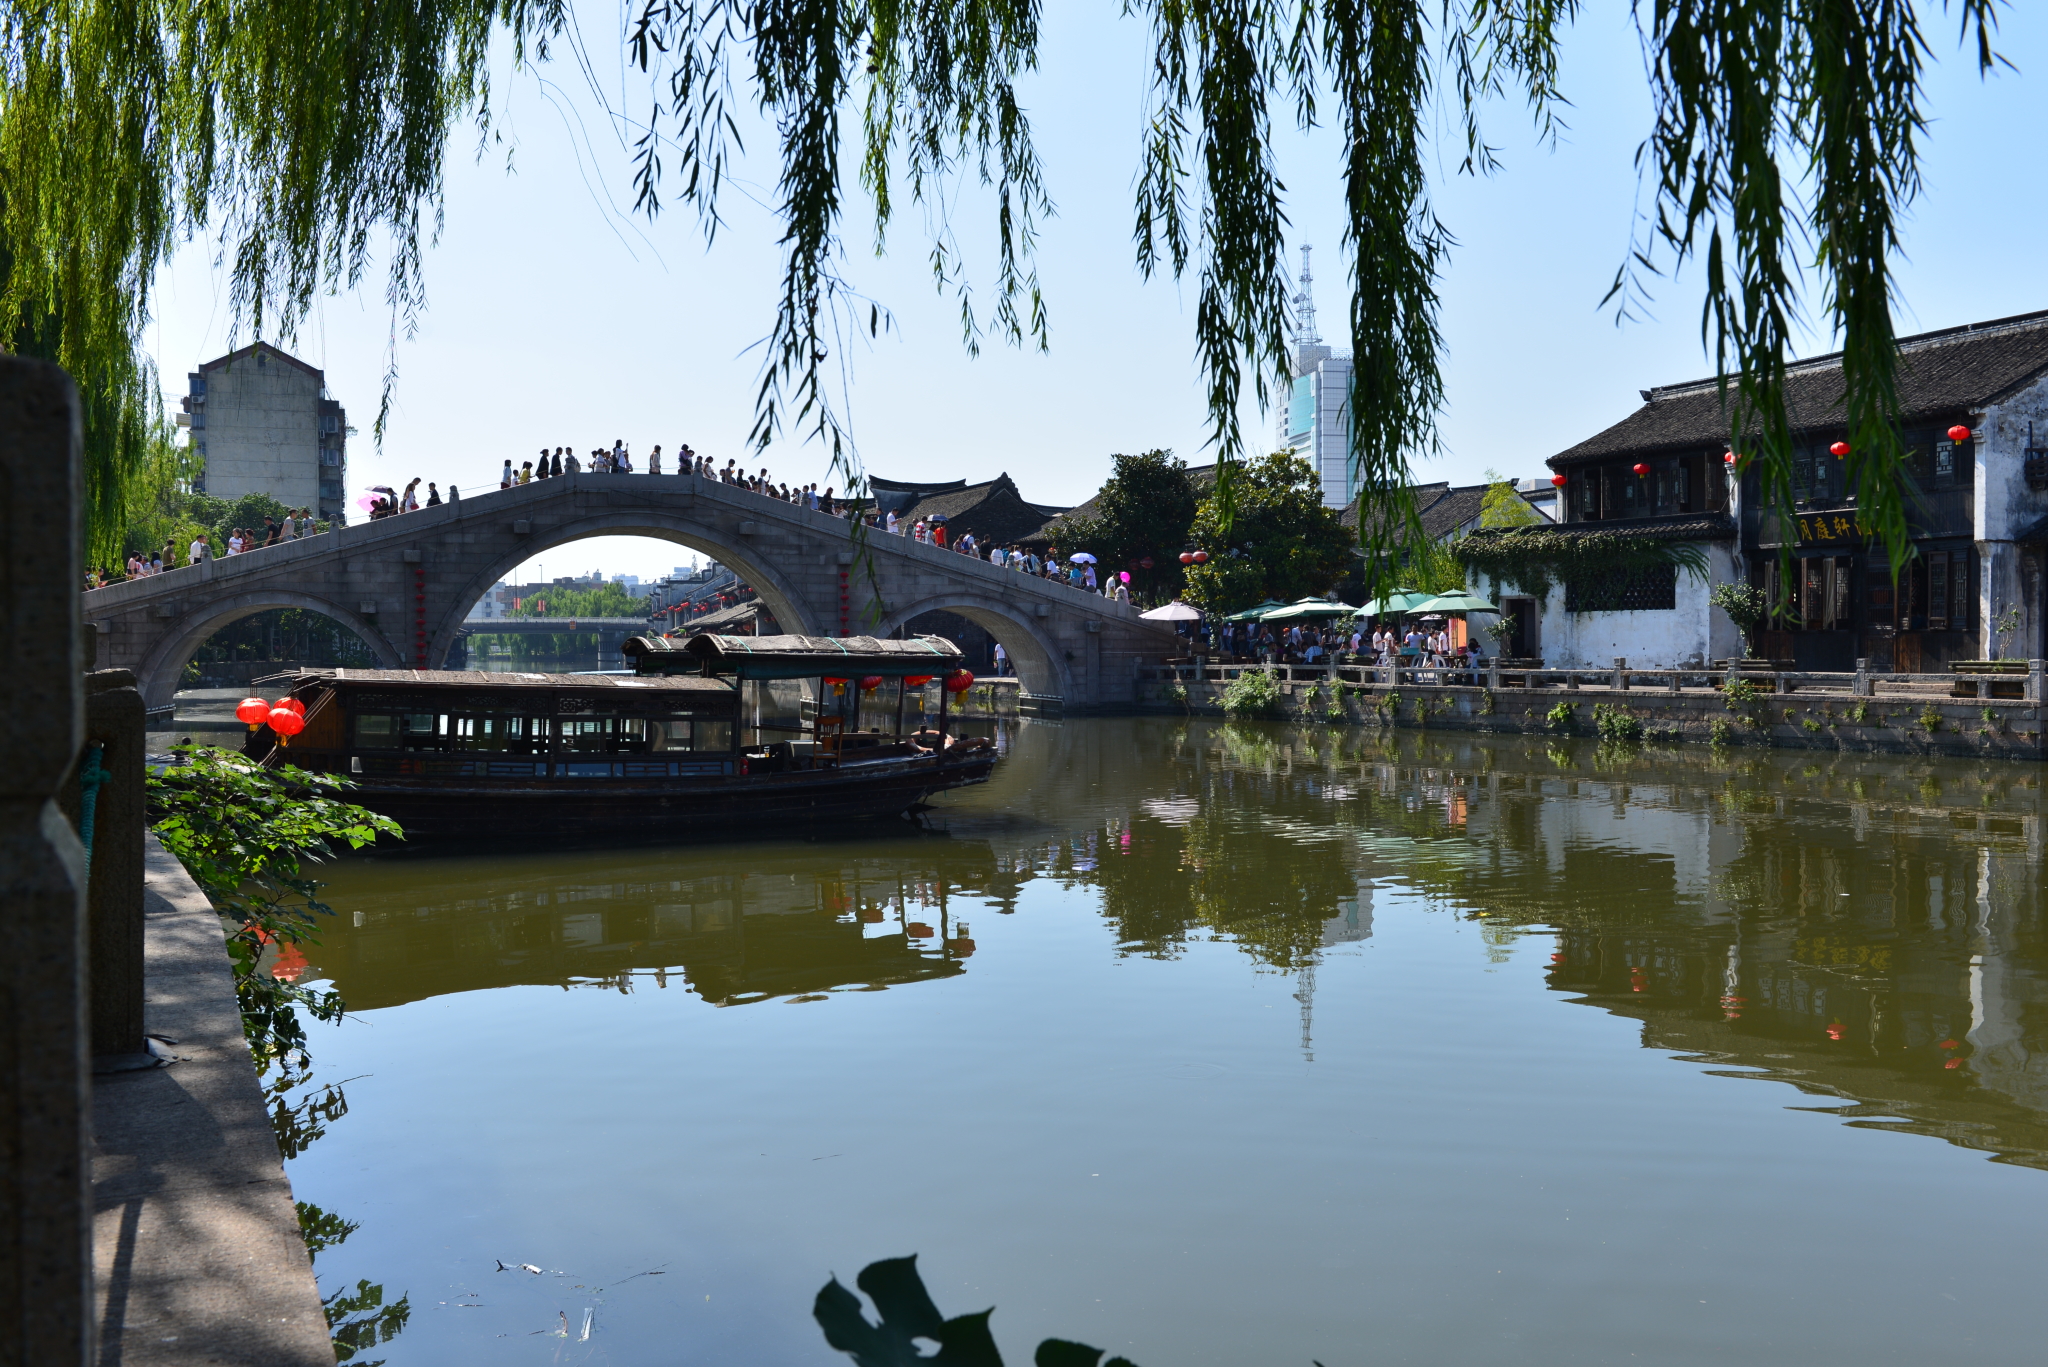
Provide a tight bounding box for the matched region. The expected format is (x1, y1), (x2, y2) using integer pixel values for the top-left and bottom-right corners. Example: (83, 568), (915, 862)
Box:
(1919, 707), (1943, 733)
(1456, 526), (1709, 601)
(1162, 681), (1190, 713)
(1800, 717), (1822, 733)
(1709, 717), (1734, 747)
(1220, 668), (1281, 719)
(1991, 606), (2024, 659)
(1546, 700), (1575, 731)
(1374, 690), (1403, 727)
(1707, 582), (1770, 658)
(1848, 701), (1870, 725)
(147, 744), (401, 1070)
(1722, 678), (1763, 707)
(1592, 703), (1643, 742)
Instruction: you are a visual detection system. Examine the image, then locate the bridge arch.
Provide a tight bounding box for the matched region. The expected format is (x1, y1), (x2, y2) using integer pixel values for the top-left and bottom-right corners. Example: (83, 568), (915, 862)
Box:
(136, 590), (402, 709)
(873, 593), (1074, 699)
(430, 510), (823, 667)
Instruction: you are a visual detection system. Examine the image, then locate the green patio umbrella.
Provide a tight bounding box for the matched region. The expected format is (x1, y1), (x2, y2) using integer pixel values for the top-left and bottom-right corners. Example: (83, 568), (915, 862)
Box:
(1223, 599), (1287, 622)
(1410, 592), (1501, 615)
(1355, 589), (1431, 617)
(1260, 597), (1359, 621)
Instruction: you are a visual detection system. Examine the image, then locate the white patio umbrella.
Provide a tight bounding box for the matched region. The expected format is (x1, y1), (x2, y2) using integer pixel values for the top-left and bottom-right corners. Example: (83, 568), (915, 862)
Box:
(1141, 601), (1203, 621)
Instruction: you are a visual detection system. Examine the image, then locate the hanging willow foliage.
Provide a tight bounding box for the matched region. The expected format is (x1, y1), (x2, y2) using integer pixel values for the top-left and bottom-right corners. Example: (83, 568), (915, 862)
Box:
(0, 0), (567, 565)
(2, 1), (2008, 580)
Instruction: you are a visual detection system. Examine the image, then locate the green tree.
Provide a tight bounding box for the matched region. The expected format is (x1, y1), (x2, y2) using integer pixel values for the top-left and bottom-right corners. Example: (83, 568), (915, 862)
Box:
(1181, 452), (1350, 613)
(1479, 469), (1542, 530)
(2, 3), (2003, 578)
(1058, 450), (1199, 602)
(508, 580), (645, 618)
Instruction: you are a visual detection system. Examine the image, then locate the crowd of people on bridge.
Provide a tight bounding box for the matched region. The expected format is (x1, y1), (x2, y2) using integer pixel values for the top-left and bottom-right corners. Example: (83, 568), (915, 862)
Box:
(498, 441), (853, 514)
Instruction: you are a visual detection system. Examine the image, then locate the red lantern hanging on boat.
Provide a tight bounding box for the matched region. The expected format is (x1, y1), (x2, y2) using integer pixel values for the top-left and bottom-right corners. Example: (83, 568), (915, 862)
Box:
(904, 675), (933, 688)
(235, 697), (271, 730)
(823, 675), (848, 694)
(1192, 550), (1209, 564)
(1948, 425), (1973, 443)
(859, 675), (882, 692)
(1829, 441), (1851, 458)
(277, 697), (305, 717)
(267, 706), (305, 745)
(1632, 462), (1650, 476)
(1550, 474), (1567, 487)
(944, 669), (975, 694)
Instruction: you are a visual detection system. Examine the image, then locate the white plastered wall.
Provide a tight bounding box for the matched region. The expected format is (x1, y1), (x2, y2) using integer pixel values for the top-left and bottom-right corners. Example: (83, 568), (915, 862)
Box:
(1474, 540), (1745, 669)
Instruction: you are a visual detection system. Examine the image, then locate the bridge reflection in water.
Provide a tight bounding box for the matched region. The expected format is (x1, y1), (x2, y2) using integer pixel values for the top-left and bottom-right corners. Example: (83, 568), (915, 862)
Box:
(313, 719), (2048, 1173)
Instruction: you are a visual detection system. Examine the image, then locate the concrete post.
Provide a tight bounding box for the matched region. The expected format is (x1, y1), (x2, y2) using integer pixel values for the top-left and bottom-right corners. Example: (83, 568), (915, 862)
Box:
(1487, 660), (1501, 691)
(85, 671), (147, 1062)
(0, 355), (93, 1365)
(1613, 657), (1629, 691)
(1853, 658), (1871, 698)
(2029, 659), (2045, 704)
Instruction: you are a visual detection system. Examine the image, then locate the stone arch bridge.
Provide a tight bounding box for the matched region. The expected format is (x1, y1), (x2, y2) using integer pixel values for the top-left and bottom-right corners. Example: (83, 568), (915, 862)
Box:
(84, 474), (1183, 710)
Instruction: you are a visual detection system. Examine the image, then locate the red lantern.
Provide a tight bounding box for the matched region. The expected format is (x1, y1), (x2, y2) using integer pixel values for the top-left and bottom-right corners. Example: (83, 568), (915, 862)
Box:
(235, 697), (271, 730)
(1192, 550), (1209, 564)
(1179, 552), (1193, 565)
(944, 669), (975, 694)
(1549, 474), (1566, 488)
(1632, 462), (1650, 476)
(278, 697), (306, 717)
(1947, 424), (1972, 443)
(904, 675), (933, 688)
(1829, 440), (1850, 458)
(1139, 557), (1154, 570)
(267, 706), (305, 745)
(859, 675), (882, 692)
(1723, 451), (1737, 465)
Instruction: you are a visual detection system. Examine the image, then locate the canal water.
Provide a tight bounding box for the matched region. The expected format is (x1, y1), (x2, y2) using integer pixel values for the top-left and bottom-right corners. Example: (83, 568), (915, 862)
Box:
(292, 719), (2048, 1366)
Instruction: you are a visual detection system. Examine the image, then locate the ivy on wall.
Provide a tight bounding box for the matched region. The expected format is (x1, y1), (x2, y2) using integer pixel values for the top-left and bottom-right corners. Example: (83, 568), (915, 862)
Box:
(1453, 526), (1713, 600)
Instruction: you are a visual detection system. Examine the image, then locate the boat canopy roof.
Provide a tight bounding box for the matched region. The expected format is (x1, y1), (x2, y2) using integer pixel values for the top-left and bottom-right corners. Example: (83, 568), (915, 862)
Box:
(275, 667), (732, 696)
(624, 633), (964, 680)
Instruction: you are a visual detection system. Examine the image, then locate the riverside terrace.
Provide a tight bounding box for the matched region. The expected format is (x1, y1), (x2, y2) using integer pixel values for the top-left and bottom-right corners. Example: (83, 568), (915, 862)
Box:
(81, 472), (1182, 712)
(1141, 657), (2048, 759)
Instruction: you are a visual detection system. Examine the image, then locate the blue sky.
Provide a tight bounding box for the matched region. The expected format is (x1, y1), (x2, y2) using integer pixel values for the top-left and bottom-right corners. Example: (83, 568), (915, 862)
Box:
(147, 3), (2048, 585)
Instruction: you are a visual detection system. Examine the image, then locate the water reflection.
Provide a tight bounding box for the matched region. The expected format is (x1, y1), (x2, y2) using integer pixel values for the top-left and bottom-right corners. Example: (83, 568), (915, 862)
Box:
(314, 719), (2048, 1173)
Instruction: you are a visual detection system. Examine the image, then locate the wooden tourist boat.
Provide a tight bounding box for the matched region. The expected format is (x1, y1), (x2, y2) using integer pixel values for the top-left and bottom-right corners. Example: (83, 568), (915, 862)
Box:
(244, 634), (999, 840)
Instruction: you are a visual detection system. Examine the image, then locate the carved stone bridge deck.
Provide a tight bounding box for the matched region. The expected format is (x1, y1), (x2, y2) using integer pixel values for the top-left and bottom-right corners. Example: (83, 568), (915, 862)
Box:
(84, 474), (1181, 708)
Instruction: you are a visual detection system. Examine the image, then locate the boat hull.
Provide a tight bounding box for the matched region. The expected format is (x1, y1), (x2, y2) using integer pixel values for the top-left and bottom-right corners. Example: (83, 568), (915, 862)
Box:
(321, 748), (998, 842)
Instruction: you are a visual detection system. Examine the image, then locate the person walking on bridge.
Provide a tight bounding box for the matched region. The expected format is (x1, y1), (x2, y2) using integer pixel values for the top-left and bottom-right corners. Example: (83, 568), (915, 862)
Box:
(501, 459), (514, 489)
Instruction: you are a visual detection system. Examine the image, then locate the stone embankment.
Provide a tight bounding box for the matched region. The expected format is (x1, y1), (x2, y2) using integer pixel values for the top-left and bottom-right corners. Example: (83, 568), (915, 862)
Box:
(1138, 662), (2048, 760)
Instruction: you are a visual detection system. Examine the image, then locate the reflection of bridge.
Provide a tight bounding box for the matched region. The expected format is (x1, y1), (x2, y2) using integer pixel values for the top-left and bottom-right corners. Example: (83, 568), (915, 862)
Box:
(82, 474), (1180, 708)
(456, 616), (650, 667)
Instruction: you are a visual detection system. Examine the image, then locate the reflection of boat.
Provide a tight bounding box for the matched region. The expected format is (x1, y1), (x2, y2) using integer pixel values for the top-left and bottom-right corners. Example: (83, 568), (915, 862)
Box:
(309, 846), (996, 1010)
(247, 634), (998, 840)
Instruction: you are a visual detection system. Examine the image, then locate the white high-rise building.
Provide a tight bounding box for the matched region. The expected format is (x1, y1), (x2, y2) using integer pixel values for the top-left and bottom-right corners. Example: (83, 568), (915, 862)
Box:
(1274, 246), (1354, 509)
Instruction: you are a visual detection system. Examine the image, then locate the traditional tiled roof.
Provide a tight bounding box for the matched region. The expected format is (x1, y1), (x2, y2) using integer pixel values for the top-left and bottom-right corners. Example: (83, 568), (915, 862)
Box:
(899, 474), (1055, 547)
(1551, 309), (2048, 467)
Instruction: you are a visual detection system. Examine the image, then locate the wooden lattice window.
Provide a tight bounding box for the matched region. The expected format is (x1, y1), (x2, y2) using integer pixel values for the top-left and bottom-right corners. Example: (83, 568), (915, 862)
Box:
(1565, 564), (1678, 613)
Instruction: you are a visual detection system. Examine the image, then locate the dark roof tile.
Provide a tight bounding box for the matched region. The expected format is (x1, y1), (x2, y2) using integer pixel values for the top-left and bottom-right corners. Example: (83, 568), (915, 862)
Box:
(1551, 309), (2048, 467)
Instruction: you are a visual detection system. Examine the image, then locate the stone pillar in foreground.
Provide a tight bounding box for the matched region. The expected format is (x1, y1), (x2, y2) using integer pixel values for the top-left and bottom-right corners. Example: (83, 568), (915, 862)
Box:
(0, 356), (92, 1366)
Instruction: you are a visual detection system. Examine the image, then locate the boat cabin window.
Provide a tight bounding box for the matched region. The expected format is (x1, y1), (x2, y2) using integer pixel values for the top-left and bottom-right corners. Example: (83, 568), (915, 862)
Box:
(352, 711), (441, 749)
(449, 716), (547, 752)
